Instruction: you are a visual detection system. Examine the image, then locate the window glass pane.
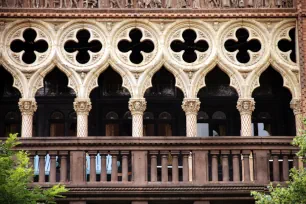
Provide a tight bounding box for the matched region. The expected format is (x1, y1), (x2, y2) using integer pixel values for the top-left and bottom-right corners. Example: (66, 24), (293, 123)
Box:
(158, 124), (172, 136)
(258, 123), (271, 136)
(106, 124), (119, 136)
(197, 123), (209, 137)
(50, 123), (65, 136)
(144, 124), (154, 136)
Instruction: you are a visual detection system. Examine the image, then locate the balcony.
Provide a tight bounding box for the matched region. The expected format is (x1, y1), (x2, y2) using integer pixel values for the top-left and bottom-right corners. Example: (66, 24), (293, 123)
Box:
(5, 136), (300, 203)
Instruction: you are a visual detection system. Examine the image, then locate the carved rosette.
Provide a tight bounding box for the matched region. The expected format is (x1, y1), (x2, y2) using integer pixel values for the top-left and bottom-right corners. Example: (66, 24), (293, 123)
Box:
(237, 99), (255, 115)
(3, 21), (54, 72)
(165, 23), (215, 72)
(129, 99), (147, 115)
(18, 99), (37, 115)
(272, 21), (296, 66)
(58, 22), (107, 71)
(112, 22), (160, 72)
(219, 21), (268, 72)
(182, 99), (200, 115)
(74, 99), (92, 115)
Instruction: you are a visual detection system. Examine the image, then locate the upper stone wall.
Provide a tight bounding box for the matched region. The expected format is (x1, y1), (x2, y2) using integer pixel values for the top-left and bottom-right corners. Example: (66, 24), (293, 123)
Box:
(0, 0), (296, 10)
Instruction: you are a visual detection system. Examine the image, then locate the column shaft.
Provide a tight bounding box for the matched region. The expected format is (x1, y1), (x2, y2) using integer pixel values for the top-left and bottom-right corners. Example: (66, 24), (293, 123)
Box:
(237, 99), (255, 136)
(182, 99), (200, 137)
(74, 99), (92, 137)
(129, 99), (146, 137)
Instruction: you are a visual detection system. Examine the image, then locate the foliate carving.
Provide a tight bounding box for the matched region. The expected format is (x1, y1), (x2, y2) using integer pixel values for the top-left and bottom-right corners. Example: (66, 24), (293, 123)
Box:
(74, 99), (92, 115)
(236, 99), (255, 115)
(129, 99), (147, 115)
(290, 99), (302, 115)
(182, 99), (200, 115)
(18, 99), (37, 116)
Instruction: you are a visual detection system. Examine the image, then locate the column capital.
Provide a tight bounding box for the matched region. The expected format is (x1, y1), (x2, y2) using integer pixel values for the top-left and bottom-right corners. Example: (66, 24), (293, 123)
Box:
(18, 99), (37, 115)
(290, 99), (302, 115)
(182, 98), (200, 115)
(237, 98), (255, 115)
(129, 98), (147, 115)
(74, 98), (92, 115)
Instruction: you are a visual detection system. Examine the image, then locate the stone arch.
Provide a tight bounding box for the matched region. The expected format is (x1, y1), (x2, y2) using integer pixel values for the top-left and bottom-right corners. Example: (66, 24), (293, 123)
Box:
(0, 61), (27, 98)
(138, 61), (189, 98)
(248, 62), (299, 99)
(83, 61), (134, 98)
(28, 62), (81, 98)
(192, 61), (243, 98)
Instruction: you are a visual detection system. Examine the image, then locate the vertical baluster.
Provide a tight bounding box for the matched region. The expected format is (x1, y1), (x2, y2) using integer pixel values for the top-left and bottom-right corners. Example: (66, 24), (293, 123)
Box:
(88, 151), (97, 182)
(38, 151), (46, 183)
(150, 151), (158, 182)
(272, 150), (280, 182)
(232, 150), (240, 182)
(121, 151), (129, 182)
(171, 151), (179, 183)
(292, 150), (299, 169)
(211, 150), (219, 182)
(282, 151), (289, 181)
(49, 151), (57, 183)
(182, 151), (189, 182)
(60, 151), (68, 182)
(242, 150), (250, 182)
(221, 150), (230, 182)
(161, 151), (169, 183)
(29, 151), (36, 182)
(110, 151), (118, 182)
(100, 151), (107, 182)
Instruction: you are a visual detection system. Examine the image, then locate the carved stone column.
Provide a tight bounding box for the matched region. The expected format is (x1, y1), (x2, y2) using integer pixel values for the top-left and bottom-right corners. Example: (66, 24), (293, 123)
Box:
(19, 99), (37, 138)
(237, 98), (255, 136)
(182, 98), (200, 137)
(74, 98), (92, 137)
(129, 98), (146, 137)
(290, 99), (302, 135)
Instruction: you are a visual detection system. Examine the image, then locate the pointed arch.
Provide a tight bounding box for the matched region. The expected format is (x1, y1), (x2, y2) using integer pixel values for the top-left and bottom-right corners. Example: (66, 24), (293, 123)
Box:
(28, 63), (81, 98)
(192, 62), (243, 98)
(248, 62), (299, 99)
(83, 61), (134, 98)
(138, 62), (188, 98)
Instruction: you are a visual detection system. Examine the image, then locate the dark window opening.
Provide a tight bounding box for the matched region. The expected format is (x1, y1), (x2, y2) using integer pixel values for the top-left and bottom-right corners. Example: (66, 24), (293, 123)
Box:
(252, 67), (294, 136)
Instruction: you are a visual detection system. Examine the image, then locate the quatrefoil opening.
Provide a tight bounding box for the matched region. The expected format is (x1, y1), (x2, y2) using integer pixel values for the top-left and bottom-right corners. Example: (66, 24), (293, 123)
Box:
(170, 29), (209, 63)
(10, 28), (48, 64)
(278, 28), (296, 63)
(64, 29), (102, 64)
(224, 28), (261, 64)
(117, 28), (155, 64)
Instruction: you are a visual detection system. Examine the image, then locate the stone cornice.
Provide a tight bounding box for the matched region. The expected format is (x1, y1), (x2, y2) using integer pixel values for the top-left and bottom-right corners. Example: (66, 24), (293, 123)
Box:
(0, 9), (298, 18)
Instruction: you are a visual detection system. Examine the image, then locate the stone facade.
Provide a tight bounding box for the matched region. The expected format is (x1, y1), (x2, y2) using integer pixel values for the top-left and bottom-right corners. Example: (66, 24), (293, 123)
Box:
(0, 17), (300, 137)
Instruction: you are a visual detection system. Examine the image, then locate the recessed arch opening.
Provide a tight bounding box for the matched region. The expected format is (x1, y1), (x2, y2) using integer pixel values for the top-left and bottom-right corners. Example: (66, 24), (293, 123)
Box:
(89, 66), (131, 136)
(197, 67), (240, 136)
(35, 67), (76, 137)
(0, 66), (21, 137)
(144, 67), (185, 136)
(252, 66), (295, 136)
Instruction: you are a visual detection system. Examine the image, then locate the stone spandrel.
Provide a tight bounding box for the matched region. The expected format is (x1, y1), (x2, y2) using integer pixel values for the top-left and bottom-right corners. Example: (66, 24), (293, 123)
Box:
(0, 0), (294, 9)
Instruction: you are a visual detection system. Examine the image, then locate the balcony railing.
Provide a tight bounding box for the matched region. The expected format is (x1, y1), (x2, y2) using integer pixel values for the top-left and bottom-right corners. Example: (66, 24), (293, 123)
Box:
(5, 136), (300, 197)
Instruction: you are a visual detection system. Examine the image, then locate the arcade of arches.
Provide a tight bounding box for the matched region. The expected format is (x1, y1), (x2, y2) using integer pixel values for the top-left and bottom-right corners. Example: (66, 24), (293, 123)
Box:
(0, 19), (301, 138)
(0, 65), (297, 138)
